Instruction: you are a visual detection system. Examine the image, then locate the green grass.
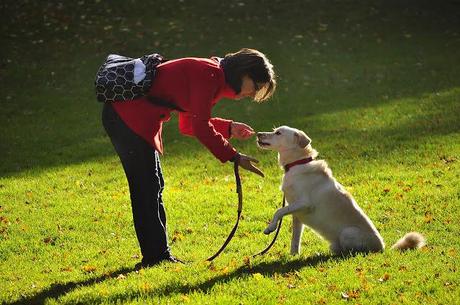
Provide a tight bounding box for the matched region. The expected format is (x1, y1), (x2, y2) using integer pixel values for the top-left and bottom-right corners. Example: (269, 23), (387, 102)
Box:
(1, 0), (459, 304)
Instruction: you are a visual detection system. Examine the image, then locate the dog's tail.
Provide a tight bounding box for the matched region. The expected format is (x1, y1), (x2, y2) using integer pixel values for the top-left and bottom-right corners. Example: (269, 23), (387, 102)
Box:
(391, 232), (426, 251)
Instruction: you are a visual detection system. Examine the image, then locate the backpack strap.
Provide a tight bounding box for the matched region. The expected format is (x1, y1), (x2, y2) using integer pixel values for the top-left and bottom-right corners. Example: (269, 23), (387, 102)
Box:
(146, 96), (185, 112)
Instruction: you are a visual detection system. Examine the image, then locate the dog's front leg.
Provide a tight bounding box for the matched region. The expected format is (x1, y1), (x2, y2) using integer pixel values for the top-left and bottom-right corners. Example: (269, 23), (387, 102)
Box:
(290, 215), (304, 255)
(264, 203), (309, 234)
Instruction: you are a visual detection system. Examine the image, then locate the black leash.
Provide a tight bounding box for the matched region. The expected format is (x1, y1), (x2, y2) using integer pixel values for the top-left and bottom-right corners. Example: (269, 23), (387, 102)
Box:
(252, 195), (286, 257)
(206, 160), (243, 261)
(206, 158), (285, 261)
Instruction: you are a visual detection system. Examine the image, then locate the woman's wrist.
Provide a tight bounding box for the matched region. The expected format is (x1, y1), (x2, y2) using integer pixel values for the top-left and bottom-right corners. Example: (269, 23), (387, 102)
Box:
(230, 152), (240, 163)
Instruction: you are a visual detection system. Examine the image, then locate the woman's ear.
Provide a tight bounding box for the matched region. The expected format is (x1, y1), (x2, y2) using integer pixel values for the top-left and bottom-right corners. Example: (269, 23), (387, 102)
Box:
(295, 131), (311, 148)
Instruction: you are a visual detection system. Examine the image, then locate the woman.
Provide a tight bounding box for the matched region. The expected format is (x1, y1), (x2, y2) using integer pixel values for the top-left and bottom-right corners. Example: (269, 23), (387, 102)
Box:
(102, 48), (276, 268)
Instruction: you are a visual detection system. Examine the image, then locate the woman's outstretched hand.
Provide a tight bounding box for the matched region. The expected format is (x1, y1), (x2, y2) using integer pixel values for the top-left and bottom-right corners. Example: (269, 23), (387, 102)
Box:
(231, 122), (255, 140)
(234, 153), (264, 177)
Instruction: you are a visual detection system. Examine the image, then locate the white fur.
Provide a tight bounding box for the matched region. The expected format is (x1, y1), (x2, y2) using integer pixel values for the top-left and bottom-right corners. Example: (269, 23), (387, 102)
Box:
(257, 126), (424, 255)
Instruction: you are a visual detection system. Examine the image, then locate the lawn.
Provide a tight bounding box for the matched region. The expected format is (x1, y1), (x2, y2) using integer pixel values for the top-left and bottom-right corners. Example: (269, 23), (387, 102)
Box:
(1, 0), (459, 304)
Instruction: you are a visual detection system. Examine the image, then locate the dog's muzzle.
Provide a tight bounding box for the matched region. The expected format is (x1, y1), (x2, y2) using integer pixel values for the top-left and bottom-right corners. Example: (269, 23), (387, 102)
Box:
(257, 141), (270, 147)
(256, 133), (271, 147)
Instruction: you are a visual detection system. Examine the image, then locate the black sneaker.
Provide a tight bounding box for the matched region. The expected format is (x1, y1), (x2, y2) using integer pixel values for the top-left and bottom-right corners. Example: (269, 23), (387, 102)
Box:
(165, 255), (185, 264)
(135, 260), (158, 270)
(135, 255), (185, 270)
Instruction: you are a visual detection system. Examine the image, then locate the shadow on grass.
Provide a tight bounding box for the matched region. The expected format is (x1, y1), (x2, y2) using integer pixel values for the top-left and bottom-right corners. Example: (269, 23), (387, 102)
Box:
(155, 254), (338, 298)
(3, 266), (137, 305)
(4, 254), (340, 305)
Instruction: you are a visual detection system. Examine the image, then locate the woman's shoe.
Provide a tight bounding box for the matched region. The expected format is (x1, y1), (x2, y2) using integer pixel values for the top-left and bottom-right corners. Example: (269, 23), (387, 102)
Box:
(135, 255), (185, 269)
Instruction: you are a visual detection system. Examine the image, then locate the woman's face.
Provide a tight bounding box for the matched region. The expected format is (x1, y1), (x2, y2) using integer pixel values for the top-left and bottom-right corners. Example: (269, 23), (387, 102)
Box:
(236, 75), (267, 100)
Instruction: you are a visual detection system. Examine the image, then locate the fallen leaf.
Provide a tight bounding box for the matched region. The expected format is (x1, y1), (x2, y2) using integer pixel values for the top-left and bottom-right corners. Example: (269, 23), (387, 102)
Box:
(180, 295), (190, 302)
(424, 211), (434, 223)
(421, 245), (430, 253)
(440, 156), (456, 164)
(82, 265), (97, 273)
(140, 282), (151, 292)
(207, 262), (217, 271)
(342, 289), (360, 299)
(221, 266), (230, 275)
(243, 256), (251, 267)
(349, 290), (360, 298)
(172, 230), (184, 242)
(403, 186), (412, 192)
(378, 273), (390, 282)
(252, 273), (264, 281)
(43, 237), (56, 245)
(173, 266), (182, 272)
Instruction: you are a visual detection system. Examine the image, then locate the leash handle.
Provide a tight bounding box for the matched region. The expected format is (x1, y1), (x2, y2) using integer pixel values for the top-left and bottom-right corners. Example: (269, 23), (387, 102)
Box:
(206, 160), (243, 261)
(252, 195), (286, 257)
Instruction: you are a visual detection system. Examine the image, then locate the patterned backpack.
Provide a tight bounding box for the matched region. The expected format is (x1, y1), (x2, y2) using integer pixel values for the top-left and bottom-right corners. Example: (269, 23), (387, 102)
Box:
(95, 53), (165, 103)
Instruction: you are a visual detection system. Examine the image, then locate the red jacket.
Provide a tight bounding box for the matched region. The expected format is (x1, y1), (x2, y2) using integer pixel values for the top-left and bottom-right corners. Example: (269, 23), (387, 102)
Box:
(112, 57), (238, 162)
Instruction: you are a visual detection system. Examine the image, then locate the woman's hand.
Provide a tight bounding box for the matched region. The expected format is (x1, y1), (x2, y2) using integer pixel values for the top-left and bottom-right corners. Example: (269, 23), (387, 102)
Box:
(234, 153), (264, 177)
(230, 122), (255, 140)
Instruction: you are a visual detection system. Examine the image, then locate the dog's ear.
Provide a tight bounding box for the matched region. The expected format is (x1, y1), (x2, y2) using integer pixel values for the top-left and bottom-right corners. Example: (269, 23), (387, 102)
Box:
(295, 131), (311, 148)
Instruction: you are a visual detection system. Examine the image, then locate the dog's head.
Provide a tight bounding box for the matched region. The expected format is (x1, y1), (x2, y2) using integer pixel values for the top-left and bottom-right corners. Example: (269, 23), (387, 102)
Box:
(257, 126), (311, 152)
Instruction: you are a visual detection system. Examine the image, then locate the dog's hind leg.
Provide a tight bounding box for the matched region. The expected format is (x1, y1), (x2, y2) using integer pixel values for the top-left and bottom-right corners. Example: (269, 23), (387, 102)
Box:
(330, 241), (342, 255)
(338, 226), (365, 254)
(290, 215), (304, 255)
(264, 202), (311, 234)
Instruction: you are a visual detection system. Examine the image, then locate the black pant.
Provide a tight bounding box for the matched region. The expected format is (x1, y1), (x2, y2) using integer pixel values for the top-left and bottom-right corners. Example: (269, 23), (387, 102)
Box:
(102, 103), (170, 263)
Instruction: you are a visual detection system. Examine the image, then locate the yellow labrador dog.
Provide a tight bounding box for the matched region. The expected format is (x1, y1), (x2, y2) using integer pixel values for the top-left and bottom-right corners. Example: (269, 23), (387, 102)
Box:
(257, 126), (425, 255)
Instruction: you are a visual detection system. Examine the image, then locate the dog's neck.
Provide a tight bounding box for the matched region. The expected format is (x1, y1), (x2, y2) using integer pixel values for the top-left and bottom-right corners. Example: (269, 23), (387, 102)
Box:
(278, 146), (318, 169)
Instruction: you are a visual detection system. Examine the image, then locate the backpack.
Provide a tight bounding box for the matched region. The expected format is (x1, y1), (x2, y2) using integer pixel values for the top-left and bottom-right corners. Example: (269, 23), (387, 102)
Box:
(95, 53), (185, 111)
(95, 53), (165, 103)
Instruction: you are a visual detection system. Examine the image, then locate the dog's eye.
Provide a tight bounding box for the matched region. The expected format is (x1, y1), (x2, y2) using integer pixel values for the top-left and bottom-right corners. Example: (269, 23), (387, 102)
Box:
(275, 131), (281, 135)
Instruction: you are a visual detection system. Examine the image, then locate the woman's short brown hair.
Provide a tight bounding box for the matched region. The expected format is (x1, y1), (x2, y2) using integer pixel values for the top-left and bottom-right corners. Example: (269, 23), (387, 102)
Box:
(221, 48), (276, 102)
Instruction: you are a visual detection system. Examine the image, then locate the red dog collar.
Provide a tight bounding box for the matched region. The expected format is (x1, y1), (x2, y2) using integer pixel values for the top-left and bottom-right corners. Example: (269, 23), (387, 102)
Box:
(284, 157), (314, 172)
